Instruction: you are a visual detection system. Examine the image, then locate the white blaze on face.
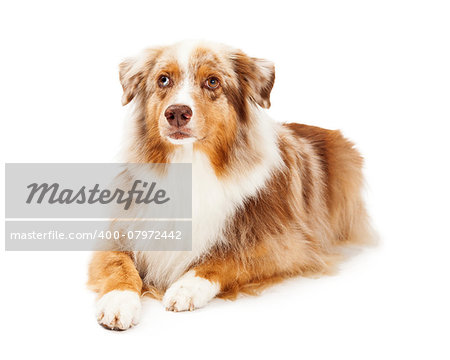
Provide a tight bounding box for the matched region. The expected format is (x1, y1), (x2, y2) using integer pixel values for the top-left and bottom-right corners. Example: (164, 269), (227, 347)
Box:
(164, 41), (199, 146)
(173, 41), (196, 113)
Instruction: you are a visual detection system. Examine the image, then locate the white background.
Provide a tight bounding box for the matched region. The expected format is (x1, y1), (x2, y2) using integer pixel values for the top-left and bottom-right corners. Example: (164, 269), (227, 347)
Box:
(1, 0), (449, 359)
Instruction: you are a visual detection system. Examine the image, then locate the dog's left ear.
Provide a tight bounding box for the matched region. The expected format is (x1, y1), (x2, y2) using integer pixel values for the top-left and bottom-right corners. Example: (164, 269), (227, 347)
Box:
(119, 48), (161, 106)
(231, 51), (275, 109)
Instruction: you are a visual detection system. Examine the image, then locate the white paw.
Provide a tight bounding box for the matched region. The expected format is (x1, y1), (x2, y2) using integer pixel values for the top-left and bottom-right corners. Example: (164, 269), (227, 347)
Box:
(95, 290), (141, 330)
(162, 271), (219, 312)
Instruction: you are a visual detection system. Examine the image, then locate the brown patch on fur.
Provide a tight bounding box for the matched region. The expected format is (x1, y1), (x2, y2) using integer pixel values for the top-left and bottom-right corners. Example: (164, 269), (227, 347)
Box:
(193, 105), (238, 177)
(88, 251), (143, 297)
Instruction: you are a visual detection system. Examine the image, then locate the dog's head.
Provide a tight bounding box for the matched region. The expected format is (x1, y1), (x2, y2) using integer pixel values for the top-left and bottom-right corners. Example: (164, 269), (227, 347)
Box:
(120, 41), (275, 167)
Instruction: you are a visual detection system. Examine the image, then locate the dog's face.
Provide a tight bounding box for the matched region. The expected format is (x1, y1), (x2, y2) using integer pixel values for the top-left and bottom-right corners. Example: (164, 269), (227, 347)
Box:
(119, 41), (275, 167)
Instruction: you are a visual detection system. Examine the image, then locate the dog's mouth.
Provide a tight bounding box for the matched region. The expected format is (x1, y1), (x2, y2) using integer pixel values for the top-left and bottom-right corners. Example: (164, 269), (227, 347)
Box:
(168, 130), (193, 140)
(163, 127), (206, 144)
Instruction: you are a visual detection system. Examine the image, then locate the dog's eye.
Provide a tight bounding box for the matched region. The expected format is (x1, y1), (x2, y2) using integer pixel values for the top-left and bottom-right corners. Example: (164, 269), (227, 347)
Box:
(205, 77), (220, 90)
(158, 75), (171, 88)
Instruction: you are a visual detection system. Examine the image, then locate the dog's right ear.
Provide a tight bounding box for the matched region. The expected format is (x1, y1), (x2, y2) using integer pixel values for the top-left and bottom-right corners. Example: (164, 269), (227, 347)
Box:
(231, 51), (275, 109)
(119, 48), (161, 106)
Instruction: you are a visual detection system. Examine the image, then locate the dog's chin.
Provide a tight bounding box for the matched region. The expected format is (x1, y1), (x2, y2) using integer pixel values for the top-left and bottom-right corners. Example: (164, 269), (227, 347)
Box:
(165, 131), (197, 145)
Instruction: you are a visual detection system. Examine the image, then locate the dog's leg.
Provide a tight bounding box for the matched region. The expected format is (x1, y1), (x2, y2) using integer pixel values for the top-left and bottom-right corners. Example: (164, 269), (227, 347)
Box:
(88, 251), (142, 330)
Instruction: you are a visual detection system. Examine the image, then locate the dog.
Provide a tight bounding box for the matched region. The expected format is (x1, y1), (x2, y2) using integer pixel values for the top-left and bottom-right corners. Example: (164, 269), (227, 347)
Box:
(88, 40), (372, 330)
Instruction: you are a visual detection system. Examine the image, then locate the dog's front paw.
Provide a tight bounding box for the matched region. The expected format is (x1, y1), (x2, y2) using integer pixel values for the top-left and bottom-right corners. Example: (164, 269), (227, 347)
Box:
(162, 271), (220, 312)
(95, 290), (141, 330)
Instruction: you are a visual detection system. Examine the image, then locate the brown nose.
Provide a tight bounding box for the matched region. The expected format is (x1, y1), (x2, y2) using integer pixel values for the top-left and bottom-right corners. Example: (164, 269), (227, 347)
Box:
(164, 104), (192, 127)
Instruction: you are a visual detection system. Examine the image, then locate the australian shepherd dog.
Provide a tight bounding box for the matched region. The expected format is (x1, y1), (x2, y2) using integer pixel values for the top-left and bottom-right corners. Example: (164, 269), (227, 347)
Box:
(88, 41), (373, 330)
